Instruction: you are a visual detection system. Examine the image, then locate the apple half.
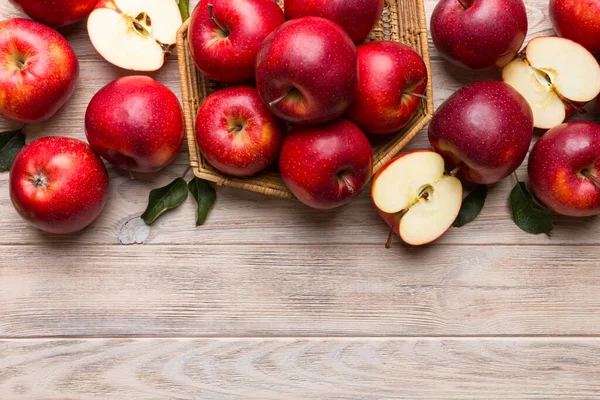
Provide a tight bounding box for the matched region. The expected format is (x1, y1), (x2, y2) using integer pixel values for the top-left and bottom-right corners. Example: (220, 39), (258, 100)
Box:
(502, 36), (600, 130)
(88, 0), (182, 71)
(371, 151), (463, 246)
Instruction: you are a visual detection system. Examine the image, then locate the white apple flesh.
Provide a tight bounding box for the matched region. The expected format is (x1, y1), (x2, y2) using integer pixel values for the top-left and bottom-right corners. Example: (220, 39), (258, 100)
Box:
(88, 0), (182, 71)
(372, 151), (463, 246)
(502, 36), (600, 129)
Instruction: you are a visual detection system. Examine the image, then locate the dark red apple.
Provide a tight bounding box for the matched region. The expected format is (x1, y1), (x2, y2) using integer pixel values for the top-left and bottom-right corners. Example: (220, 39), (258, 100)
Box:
(195, 86), (286, 177)
(428, 81), (533, 184)
(284, 0), (384, 44)
(0, 18), (79, 123)
(279, 118), (372, 209)
(528, 121), (600, 217)
(85, 76), (184, 173)
(189, 0), (285, 84)
(9, 0), (98, 27)
(9, 137), (109, 234)
(430, 0), (528, 70)
(550, 0), (600, 54)
(255, 16), (359, 125)
(344, 41), (428, 135)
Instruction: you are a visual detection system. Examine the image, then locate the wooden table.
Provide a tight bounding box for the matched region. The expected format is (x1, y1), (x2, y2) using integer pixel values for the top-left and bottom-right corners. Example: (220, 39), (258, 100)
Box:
(1, 1), (599, 398)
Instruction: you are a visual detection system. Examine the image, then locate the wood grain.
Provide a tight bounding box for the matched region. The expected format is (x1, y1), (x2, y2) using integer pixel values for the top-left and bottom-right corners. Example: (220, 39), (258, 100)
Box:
(1, 338), (599, 399)
(2, 244), (600, 337)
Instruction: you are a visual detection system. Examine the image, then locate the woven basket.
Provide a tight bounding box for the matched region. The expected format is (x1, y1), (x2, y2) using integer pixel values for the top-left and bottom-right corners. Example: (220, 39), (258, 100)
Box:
(177, 0), (434, 200)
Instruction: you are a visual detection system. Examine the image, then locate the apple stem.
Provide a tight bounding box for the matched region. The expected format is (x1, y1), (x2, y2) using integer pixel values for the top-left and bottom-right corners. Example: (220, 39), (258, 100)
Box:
(269, 88), (295, 107)
(560, 95), (587, 114)
(227, 126), (242, 134)
(208, 4), (228, 35)
(338, 173), (355, 194)
(385, 209), (408, 249)
(582, 169), (600, 188)
(448, 163), (462, 177)
(457, 0), (469, 9)
(405, 92), (428, 100)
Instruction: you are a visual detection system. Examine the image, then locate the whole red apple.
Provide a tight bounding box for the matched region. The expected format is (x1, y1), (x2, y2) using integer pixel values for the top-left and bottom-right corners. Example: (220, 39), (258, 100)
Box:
(9, 137), (109, 234)
(195, 86), (286, 177)
(284, 0), (384, 44)
(528, 121), (600, 217)
(189, 0), (285, 84)
(344, 41), (427, 135)
(431, 0), (528, 70)
(428, 81), (533, 184)
(550, 0), (600, 54)
(0, 19), (79, 123)
(256, 17), (358, 125)
(85, 76), (184, 173)
(9, 0), (98, 27)
(279, 118), (372, 209)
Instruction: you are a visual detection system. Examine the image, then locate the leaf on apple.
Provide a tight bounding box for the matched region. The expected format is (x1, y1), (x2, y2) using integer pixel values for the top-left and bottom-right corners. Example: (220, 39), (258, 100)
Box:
(177, 0), (190, 21)
(141, 177), (189, 225)
(453, 184), (488, 227)
(510, 181), (554, 235)
(188, 177), (216, 226)
(0, 128), (25, 172)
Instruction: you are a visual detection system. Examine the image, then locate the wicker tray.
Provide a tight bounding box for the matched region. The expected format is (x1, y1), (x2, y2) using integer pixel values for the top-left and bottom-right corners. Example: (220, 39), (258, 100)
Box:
(177, 0), (434, 200)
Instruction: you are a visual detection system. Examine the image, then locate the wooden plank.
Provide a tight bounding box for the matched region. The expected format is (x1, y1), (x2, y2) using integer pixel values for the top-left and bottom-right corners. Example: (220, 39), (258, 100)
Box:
(1, 244), (600, 337)
(1, 338), (599, 399)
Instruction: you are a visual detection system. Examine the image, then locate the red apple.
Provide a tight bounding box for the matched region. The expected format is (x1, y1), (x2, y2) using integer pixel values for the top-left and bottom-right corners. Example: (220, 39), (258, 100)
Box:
(344, 41), (427, 135)
(528, 121), (600, 217)
(256, 17), (359, 125)
(428, 81), (533, 184)
(284, 0), (384, 44)
(550, 0), (600, 54)
(85, 76), (184, 173)
(195, 86), (286, 177)
(430, 0), (528, 70)
(279, 118), (372, 209)
(9, 0), (97, 27)
(0, 19), (79, 123)
(372, 151), (463, 246)
(189, 0), (285, 84)
(9, 137), (109, 234)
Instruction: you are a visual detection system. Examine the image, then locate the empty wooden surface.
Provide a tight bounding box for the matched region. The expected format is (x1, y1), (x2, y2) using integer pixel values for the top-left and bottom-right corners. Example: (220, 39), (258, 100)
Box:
(1, 0), (599, 398)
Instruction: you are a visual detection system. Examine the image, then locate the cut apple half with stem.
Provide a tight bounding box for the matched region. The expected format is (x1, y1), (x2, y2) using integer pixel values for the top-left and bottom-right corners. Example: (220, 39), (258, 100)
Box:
(88, 0), (183, 71)
(371, 151), (463, 247)
(502, 36), (600, 130)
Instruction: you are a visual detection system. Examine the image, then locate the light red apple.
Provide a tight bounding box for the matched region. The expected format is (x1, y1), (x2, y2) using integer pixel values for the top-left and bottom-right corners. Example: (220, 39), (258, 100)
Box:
(189, 0), (285, 84)
(85, 75), (184, 173)
(88, 0), (183, 71)
(256, 16), (359, 125)
(0, 18), (79, 123)
(344, 41), (427, 135)
(430, 0), (528, 70)
(195, 86), (286, 177)
(9, 137), (109, 234)
(9, 0), (98, 27)
(279, 118), (372, 209)
(503, 36), (600, 130)
(550, 0), (600, 54)
(284, 0), (384, 44)
(428, 81), (533, 184)
(528, 121), (600, 217)
(372, 150), (463, 246)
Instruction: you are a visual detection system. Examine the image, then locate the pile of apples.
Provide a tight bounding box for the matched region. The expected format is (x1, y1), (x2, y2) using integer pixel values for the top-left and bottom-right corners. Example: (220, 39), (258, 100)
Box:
(375, 0), (600, 246)
(186, 0), (428, 210)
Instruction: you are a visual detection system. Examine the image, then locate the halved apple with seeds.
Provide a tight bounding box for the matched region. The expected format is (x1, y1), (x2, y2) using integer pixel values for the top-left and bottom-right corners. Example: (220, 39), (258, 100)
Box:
(502, 36), (600, 130)
(88, 0), (182, 71)
(371, 151), (463, 247)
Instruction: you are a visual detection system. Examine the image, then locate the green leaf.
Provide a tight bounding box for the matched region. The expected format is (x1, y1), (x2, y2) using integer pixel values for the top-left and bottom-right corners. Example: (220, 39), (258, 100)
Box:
(188, 177), (216, 226)
(177, 0), (190, 21)
(0, 128), (25, 172)
(453, 184), (488, 227)
(141, 178), (189, 225)
(509, 181), (554, 235)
